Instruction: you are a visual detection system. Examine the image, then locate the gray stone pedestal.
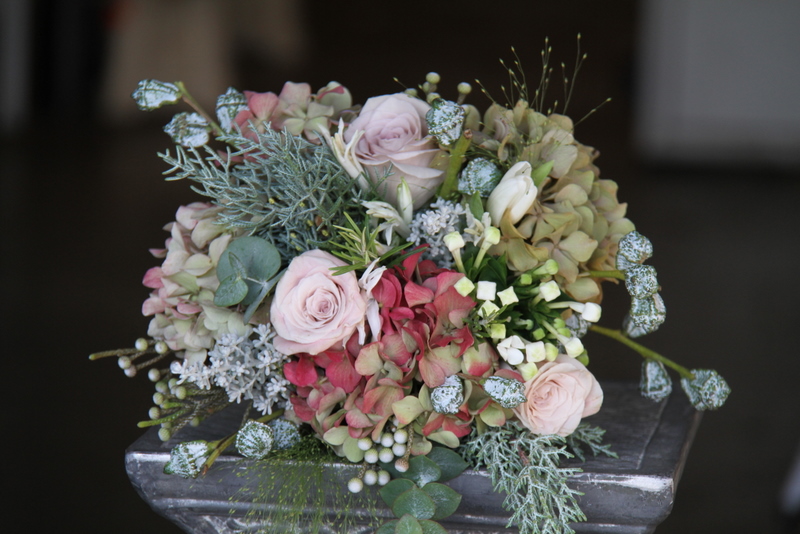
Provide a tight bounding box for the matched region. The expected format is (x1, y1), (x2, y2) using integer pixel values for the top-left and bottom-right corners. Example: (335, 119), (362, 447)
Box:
(126, 382), (701, 533)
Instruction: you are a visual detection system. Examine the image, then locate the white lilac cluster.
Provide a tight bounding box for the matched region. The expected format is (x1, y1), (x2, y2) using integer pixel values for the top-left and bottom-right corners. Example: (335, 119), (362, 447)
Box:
(172, 324), (291, 414)
(408, 198), (468, 267)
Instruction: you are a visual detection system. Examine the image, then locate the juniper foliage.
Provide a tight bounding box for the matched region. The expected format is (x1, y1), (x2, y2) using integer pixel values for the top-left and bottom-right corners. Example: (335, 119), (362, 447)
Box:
(565, 423), (617, 462)
(160, 127), (367, 262)
(460, 423), (585, 534)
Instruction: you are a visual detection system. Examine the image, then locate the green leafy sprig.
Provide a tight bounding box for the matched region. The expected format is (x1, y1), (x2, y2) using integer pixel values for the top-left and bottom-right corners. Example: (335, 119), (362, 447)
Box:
(460, 423), (585, 534)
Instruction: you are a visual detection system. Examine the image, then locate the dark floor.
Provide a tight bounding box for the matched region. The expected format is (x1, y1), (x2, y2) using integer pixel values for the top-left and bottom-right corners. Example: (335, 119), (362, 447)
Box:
(4, 2), (799, 533)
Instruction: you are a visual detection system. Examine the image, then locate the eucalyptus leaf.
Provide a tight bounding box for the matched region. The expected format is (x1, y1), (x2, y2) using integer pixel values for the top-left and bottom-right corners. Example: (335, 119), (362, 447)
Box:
(422, 482), (462, 520)
(376, 520), (399, 534)
(380, 479), (416, 508)
(214, 276), (249, 307)
(217, 237), (281, 305)
(396, 514), (424, 534)
(405, 455), (442, 487)
(419, 520), (449, 534)
(392, 487), (436, 520)
(425, 447), (468, 482)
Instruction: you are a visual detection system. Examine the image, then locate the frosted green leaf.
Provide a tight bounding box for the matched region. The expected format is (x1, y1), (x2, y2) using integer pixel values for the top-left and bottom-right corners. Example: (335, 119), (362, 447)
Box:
(629, 293), (666, 332)
(236, 420), (274, 459)
(268, 418), (301, 450)
(163, 440), (212, 478)
(425, 447), (468, 482)
(163, 112), (210, 147)
(419, 520), (449, 534)
(422, 482), (462, 520)
(392, 487), (436, 520)
(483, 376), (526, 409)
(426, 99), (465, 146)
(681, 369), (730, 410)
(396, 514), (425, 534)
(405, 455), (442, 487)
(429, 375), (463, 414)
(132, 79), (181, 110)
(216, 87), (247, 131)
(624, 264), (659, 299)
(621, 313), (650, 338)
(380, 479), (416, 508)
(616, 230), (653, 270)
(640, 359), (672, 402)
(458, 157), (502, 196)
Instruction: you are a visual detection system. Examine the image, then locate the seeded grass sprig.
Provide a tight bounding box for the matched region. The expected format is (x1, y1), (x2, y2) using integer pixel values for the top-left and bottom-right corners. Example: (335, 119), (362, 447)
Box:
(160, 127), (367, 262)
(460, 422), (585, 534)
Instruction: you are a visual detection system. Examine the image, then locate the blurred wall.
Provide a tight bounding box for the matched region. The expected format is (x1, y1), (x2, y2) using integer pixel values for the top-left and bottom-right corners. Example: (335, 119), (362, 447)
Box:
(635, 0), (800, 167)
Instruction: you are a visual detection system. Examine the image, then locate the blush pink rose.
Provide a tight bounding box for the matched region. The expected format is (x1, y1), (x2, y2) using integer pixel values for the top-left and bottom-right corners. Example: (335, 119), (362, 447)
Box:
(270, 250), (367, 355)
(512, 355), (603, 436)
(344, 93), (445, 209)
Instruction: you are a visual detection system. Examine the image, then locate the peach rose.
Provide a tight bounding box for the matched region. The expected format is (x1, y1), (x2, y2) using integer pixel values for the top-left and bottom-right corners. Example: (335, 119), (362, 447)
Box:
(344, 93), (445, 210)
(270, 250), (367, 355)
(512, 355), (603, 436)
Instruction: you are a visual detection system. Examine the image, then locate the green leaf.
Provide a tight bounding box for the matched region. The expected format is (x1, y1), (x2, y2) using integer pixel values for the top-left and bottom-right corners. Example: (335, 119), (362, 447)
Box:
(376, 520), (399, 534)
(468, 191), (484, 218)
(392, 487), (436, 520)
(531, 160), (555, 187)
(478, 255), (507, 286)
(213, 275), (248, 307)
(419, 520), (449, 534)
(425, 447), (469, 482)
(380, 479), (416, 508)
(405, 455), (442, 487)
(217, 237), (281, 305)
(422, 483), (462, 520)
(396, 514), (424, 534)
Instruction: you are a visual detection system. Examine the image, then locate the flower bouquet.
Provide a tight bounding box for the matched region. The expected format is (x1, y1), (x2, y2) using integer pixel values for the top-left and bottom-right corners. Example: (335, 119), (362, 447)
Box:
(93, 46), (729, 534)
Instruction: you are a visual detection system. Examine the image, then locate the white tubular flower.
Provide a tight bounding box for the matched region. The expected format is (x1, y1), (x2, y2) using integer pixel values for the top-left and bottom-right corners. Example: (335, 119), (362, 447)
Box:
(479, 300), (500, 318)
(443, 231), (465, 252)
(489, 323), (506, 340)
(525, 341), (546, 363)
(569, 302), (602, 323)
(319, 119), (366, 185)
(497, 287), (519, 306)
(497, 335), (526, 365)
(487, 161), (538, 226)
(564, 337), (585, 357)
(539, 280), (561, 302)
(483, 225), (501, 246)
(453, 276), (475, 297)
(476, 281), (497, 301)
(545, 343), (559, 361)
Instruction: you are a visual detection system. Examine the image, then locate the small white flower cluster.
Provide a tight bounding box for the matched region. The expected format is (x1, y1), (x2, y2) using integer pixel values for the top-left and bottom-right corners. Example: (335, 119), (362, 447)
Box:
(408, 198), (468, 267)
(172, 324), (292, 414)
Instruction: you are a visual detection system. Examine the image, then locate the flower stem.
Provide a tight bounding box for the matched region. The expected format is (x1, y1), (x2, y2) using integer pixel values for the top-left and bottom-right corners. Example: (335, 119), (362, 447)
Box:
(201, 409), (286, 473)
(587, 270), (626, 281)
(589, 325), (694, 379)
(438, 131), (472, 199)
(176, 81), (225, 138)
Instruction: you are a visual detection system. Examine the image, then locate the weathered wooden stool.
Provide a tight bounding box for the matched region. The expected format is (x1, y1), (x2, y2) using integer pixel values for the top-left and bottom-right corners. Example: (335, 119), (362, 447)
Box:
(126, 382), (701, 533)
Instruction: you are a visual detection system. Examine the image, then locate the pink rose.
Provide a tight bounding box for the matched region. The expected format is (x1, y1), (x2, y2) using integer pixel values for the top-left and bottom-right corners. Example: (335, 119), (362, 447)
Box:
(345, 93), (445, 209)
(270, 250), (367, 355)
(512, 355), (603, 436)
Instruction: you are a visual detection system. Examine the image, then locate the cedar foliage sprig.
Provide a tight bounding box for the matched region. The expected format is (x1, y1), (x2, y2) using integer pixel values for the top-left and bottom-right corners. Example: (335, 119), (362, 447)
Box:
(159, 127), (367, 262)
(460, 423), (586, 534)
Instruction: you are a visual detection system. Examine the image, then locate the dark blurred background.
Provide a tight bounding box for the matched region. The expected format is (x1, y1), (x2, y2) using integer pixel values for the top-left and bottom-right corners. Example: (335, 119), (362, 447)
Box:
(2, 1), (799, 532)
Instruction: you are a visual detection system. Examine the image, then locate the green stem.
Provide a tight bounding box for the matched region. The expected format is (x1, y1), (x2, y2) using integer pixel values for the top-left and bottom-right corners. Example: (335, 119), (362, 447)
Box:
(587, 270), (626, 281)
(437, 132), (472, 199)
(201, 409), (286, 472)
(137, 408), (189, 428)
(176, 81), (225, 138)
(589, 325), (694, 379)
